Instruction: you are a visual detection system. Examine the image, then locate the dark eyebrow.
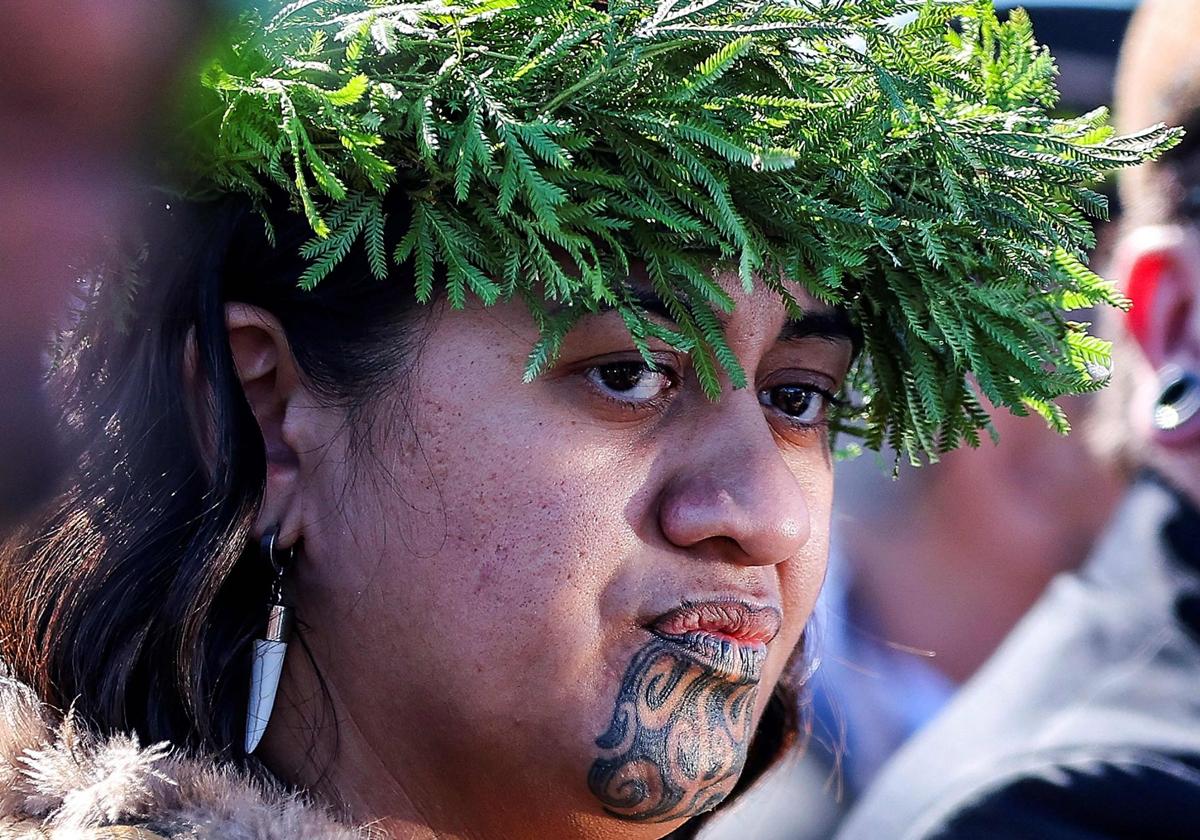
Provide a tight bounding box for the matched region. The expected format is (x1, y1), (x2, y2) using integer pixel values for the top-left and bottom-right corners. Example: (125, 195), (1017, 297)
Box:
(610, 287), (862, 358)
(778, 309), (863, 356)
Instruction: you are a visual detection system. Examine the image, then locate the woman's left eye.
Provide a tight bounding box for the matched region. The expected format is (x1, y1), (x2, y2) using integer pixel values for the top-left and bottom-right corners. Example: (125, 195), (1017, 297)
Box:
(758, 384), (837, 426)
(585, 362), (674, 404)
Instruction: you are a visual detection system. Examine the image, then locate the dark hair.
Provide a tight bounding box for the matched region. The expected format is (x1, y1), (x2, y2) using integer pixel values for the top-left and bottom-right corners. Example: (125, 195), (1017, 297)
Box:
(0, 192), (419, 753)
(0, 192), (800, 831)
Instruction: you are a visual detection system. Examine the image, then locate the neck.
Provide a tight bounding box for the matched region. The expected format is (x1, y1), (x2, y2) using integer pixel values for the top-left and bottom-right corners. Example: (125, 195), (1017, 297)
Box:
(254, 645), (662, 840)
(257, 655), (447, 839)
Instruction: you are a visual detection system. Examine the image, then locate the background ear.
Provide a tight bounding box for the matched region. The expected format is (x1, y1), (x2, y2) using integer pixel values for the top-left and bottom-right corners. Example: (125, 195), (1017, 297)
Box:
(1114, 225), (1200, 370)
(225, 302), (306, 546)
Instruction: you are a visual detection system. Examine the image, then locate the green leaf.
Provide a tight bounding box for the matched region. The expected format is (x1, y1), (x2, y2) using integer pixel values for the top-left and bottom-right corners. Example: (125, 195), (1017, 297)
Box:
(670, 34), (754, 101)
(326, 73), (370, 106)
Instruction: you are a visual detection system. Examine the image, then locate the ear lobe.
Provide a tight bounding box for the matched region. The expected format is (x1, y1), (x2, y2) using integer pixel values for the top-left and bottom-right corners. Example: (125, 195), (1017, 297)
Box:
(1115, 225), (1199, 369)
(225, 303), (304, 544)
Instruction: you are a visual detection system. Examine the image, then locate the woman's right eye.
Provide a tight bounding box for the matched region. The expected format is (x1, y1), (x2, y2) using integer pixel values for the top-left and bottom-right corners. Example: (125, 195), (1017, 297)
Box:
(585, 362), (674, 404)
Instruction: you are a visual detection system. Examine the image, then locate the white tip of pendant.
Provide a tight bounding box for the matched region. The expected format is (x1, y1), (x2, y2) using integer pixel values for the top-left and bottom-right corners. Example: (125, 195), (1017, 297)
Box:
(245, 638), (288, 754)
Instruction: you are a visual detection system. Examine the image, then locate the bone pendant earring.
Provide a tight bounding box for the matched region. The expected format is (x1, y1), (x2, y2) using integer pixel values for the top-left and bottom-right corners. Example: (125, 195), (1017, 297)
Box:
(245, 527), (295, 754)
(1152, 365), (1200, 445)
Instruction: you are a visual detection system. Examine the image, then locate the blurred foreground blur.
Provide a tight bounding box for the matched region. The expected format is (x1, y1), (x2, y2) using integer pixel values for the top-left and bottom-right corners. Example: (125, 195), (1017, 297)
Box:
(0, 1), (204, 521)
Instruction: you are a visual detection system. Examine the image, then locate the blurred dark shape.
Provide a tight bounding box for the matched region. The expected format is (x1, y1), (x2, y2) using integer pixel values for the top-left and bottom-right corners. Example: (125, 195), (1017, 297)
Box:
(0, 1), (207, 523)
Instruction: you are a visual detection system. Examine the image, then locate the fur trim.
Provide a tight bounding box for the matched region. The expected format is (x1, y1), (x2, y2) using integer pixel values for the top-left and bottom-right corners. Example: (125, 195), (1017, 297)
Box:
(0, 676), (371, 839)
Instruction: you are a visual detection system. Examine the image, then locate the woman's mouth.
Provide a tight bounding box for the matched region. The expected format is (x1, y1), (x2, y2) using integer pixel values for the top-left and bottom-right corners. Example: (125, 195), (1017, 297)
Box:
(646, 601), (782, 682)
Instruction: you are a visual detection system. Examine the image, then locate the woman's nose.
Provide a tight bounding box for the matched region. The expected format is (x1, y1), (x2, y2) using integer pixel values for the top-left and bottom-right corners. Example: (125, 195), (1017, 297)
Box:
(657, 401), (812, 566)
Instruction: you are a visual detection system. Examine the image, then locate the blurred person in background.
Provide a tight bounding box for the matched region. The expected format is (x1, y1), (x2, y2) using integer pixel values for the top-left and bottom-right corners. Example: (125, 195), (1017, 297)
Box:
(813, 401), (1119, 803)
(0, 1), (201, 523)
(837, 0), (1200, 835)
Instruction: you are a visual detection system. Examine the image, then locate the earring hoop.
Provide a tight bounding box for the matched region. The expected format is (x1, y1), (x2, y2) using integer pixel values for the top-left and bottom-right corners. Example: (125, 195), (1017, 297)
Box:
(1152, 365), (1200, 441)
(260, 528), (296, 599)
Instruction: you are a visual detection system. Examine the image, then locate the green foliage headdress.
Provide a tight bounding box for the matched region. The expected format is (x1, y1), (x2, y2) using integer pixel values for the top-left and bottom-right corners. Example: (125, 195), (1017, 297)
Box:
(185, 0), (1180, 461)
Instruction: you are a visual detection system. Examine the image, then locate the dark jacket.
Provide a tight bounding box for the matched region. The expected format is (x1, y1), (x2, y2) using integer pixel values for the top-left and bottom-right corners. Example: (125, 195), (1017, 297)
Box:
(835, 473), (1200, 840)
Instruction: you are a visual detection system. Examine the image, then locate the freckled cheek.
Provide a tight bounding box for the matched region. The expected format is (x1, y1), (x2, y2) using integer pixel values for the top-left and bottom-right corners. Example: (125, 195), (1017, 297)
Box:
(416, 463), (636, 662)
(788, 488), (831, 606)
(772, 475), (833, 671)
(755, 552), (825, 722)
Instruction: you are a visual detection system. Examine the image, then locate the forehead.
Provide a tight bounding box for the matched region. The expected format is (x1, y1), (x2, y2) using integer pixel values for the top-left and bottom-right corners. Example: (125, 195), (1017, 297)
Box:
(1118, 0), (1200, 133)
(547, 257), (850, 319)
(600, 268), (860, 362)
(1117, 0), (1200, 223)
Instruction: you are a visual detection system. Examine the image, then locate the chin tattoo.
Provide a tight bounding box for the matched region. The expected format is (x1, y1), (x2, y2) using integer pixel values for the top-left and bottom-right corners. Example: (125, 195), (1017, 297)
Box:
(587, 637), (761, 823)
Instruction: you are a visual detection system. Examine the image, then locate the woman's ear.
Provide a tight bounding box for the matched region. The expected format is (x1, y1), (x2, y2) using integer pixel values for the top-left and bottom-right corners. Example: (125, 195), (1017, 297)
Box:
(225, 302), (307, 546)
(1115, 225), (1200, 369)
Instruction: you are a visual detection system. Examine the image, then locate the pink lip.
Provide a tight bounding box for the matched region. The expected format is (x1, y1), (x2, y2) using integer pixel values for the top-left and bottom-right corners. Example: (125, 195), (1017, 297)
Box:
(650, 600), (783, 646)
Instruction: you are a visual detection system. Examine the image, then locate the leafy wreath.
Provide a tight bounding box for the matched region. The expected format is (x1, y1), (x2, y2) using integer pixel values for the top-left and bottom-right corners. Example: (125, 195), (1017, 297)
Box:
(183, 0), (1181, 460)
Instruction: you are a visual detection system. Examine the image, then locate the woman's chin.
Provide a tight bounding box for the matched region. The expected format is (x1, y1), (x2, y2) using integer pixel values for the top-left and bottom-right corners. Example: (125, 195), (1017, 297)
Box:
(583, 635), (759, 824)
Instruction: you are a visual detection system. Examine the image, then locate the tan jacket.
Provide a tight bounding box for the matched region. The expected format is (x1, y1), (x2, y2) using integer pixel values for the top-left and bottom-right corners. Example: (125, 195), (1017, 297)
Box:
(0, 675), (370, 839)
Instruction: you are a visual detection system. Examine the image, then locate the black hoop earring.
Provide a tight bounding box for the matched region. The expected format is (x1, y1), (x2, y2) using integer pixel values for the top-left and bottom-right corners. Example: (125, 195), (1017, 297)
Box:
(245, 526), (296, 754)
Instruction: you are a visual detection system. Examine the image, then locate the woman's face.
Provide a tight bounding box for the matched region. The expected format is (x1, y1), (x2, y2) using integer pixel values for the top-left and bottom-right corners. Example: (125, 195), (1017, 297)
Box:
(268, 272), (854, 839)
